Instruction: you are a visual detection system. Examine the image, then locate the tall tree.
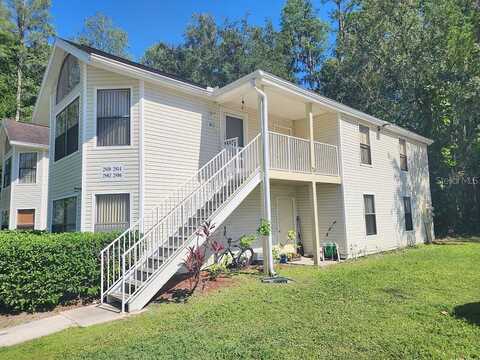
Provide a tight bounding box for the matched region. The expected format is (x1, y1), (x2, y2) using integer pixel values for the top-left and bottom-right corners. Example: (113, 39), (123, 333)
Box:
(280, 0), (329, 89)
(6, 0), (53, 121)
(320, 0), (480, 235)
(142, 14), (293, 87)
(0, 1), (16, 118)
(76, 12), (129, 58)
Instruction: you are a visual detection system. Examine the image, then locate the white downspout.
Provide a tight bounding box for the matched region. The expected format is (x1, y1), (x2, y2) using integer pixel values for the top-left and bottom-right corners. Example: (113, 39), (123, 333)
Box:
(251, 79), (276, 277)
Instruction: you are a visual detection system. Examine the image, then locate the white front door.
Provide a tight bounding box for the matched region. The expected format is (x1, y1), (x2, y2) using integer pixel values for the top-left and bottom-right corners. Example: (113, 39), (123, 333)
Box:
(276, 197), (296, 252)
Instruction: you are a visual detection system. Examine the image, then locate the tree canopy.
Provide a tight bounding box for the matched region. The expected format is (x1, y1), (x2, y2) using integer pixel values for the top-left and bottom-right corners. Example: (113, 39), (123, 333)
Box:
(0, 0), (478, 235)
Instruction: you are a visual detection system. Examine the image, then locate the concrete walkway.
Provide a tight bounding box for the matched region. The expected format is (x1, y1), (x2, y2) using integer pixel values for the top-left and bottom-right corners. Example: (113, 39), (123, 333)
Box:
(0, 304), (130, 347)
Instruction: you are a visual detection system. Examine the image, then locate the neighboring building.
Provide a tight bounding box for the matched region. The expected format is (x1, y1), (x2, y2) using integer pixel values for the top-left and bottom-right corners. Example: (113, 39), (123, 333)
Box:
(31, 38), (434, 311)
(0, 119), (49, 230)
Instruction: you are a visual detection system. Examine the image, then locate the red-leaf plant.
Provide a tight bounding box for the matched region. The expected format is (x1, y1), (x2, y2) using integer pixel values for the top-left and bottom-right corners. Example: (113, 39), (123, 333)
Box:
(182, 221), (217, 292)
(183, 246), (205, 292)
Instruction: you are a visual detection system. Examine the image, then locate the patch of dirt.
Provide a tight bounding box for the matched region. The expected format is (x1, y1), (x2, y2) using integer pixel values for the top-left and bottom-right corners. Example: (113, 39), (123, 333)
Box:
(0, 301), (93, 330)
(153, 267), (261, 304)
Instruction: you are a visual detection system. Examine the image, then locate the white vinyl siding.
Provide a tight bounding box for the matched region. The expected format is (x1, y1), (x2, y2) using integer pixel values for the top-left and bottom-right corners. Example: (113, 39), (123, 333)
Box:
(143, 83), (219, 229)
(340, 113), (433, 256)
(13, 147), (48, 230)
(84, 66), (139, 231)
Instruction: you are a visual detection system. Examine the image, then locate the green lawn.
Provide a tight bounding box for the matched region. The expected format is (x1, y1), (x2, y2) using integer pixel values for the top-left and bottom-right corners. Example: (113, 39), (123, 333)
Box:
(1, 240), (480, 359)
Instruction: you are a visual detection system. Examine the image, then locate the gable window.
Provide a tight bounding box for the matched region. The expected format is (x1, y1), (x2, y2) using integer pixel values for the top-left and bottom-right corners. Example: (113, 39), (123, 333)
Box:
(95, 193), (130, 232)
(19, 152), (37, 184)
(17, 209), (35, 230)
(55, 98), (79, 161)
(97, 89), (131, 146)
(56, 54), (80, 104)
(3, 157), (11, 188)
(52, 196), (77, 232)
(364, 194), (377, 235)
(399, 139), (408, 171)
(359, 125), (372, 165)
(403, 197), (413, 231)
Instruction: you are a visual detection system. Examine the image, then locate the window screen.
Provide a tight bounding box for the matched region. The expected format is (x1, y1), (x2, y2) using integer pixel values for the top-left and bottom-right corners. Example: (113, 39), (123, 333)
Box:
(364, 194), (377, 235)
(55, 98), (79, 161)
(3, 157), (11, 188)
(95, 193), (130, 232)
(52, 196), (77, 232)
(404, 197), (413, 231)
(359, 125), (372, 165)
(399, 139), (408, 171)
(97, 89), (131, 146)
(19, 152), (37, 184)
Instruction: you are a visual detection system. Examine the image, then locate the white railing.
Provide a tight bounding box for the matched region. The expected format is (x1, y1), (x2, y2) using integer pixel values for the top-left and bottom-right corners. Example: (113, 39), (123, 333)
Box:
(314, 141), (339, 176)
(118, 134), (261, 311)
(268, 131), (339, 176)
(269, 132), (311, 173)
(101, 138), (240, 303)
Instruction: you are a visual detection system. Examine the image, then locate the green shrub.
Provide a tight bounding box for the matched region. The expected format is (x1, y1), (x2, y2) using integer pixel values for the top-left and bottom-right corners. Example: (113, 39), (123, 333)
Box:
(0, 231), (117, 313)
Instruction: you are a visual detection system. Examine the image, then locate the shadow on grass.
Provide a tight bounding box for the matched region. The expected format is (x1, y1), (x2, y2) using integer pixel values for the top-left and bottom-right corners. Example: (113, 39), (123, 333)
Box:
(453, 302), (480, 326)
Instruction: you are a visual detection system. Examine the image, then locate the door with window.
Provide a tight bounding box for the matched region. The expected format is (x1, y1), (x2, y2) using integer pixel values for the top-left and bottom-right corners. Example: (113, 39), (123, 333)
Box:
(17, 209), (35, 230)
(95, 193), (130, 232)
(225, 115), (244, 147)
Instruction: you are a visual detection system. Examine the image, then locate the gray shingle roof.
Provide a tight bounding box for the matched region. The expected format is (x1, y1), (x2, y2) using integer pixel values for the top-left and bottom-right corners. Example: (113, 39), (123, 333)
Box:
(3, 119), (49, 147)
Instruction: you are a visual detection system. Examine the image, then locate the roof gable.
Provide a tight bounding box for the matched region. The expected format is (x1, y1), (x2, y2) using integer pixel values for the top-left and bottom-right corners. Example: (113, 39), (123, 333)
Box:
(3, 119), (49, 148)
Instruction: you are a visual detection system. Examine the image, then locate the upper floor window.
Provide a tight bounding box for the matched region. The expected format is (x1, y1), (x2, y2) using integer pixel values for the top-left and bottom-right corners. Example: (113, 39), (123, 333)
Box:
(403, 197), (413, 231)
(55, 98), (79, 161)
(399, 139), (408, 171)
(359, 125), (372, 165)
(97, 89), (131, 146)
(3, 157), (11, 188)
(56, 54), (80, 104)
(364, 194), (377, 235)
(19, 152), (37, 184)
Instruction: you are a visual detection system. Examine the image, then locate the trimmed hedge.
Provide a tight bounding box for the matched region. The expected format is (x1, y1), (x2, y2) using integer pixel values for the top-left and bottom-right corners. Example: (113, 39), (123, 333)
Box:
(0, 231), (117, 312)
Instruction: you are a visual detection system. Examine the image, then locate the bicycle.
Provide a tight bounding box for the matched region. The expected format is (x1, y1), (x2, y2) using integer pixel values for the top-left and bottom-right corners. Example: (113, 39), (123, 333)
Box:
(216, 236), (254, 270)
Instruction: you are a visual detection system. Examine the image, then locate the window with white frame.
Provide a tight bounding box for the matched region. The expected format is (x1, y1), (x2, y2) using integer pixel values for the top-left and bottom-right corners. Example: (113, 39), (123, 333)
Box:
(95, 193), (130, 232)
(403, 196), (413, 231)
(55, 98), (79, 161)
(3, 157), (11, 188)
(19, 152), (37, 184)
(52, 196), (77, 232)
(364, 194), (377, 235)
(359, 125), (372, 165)
(56, 54), (80, 104)
(97, 89), (131, 146)
(399, 139), (408, 171)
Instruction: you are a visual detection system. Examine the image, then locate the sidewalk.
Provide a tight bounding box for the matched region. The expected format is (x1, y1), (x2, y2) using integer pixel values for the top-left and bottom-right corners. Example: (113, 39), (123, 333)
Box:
(0, 304), (132, 347)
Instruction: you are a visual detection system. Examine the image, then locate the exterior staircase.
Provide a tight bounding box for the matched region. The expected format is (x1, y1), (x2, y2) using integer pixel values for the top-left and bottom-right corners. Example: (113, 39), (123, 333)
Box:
(100, 134), (262, 312)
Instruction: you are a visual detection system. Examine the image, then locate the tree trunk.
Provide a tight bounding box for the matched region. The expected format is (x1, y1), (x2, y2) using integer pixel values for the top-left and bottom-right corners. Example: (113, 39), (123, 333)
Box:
(15, 59), (22, 121)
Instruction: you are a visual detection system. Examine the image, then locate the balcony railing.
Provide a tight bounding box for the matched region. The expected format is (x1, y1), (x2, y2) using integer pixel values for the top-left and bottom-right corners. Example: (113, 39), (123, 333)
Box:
(269, 131), (339, 176)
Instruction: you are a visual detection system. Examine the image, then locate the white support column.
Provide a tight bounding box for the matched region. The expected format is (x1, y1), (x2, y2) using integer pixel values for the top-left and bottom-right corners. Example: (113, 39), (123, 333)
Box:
(311, 180), (322, 265)
(139, 79), (145, 232)
(306, 103), (315, 172)
(252, 81), (275, 276)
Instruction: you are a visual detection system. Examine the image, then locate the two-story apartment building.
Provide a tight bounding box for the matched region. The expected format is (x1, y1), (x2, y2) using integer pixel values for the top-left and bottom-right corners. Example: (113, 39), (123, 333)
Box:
(31, 38), (434, 311)
(0, 119), (49, 230)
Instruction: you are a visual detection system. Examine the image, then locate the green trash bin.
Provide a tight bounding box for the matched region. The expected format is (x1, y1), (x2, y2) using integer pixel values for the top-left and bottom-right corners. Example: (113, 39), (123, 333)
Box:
(324, 243), (336, 259)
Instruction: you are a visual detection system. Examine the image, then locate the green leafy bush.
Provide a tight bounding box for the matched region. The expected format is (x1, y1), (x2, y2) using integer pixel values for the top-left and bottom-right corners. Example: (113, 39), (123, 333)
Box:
(0, 231), (117, 312)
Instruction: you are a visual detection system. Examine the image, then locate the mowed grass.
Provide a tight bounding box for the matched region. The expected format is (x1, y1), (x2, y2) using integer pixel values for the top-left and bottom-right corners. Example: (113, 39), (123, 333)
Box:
(1, 239), (480, 359)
